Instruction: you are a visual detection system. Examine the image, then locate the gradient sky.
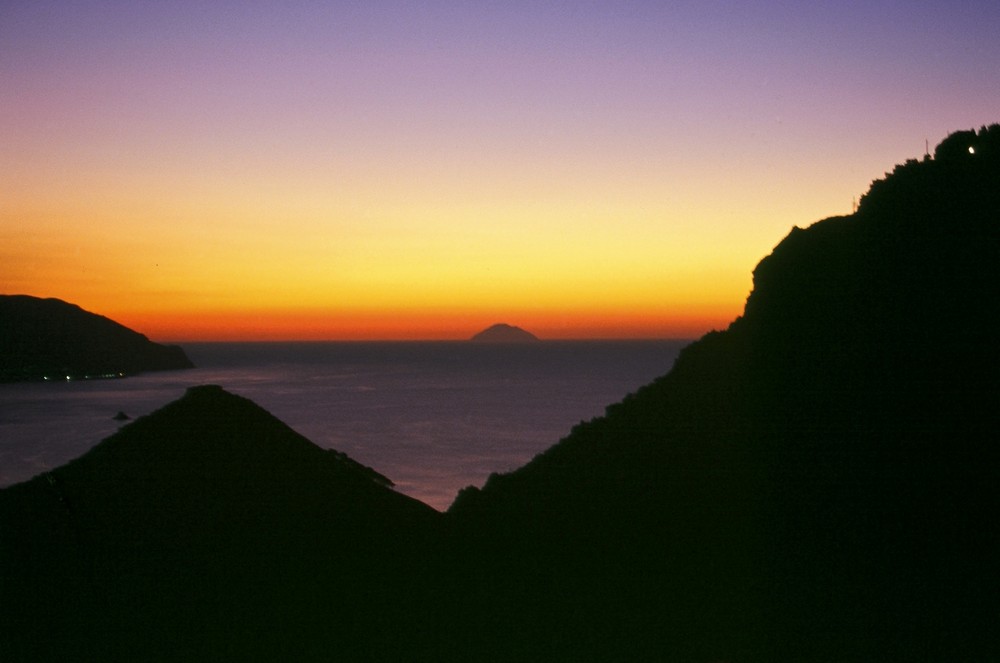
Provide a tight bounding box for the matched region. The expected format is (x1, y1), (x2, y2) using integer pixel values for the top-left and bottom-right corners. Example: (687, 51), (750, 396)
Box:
(3, 1), (998, 340)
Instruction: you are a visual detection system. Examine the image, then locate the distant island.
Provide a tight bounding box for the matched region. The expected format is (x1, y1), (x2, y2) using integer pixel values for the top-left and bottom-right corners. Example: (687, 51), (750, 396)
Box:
(470, 323), (539, 342)
(0, 295), (194, 382)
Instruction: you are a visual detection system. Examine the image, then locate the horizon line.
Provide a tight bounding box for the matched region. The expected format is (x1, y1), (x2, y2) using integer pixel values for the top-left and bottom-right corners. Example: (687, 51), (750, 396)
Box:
(160, 335), (699, 344)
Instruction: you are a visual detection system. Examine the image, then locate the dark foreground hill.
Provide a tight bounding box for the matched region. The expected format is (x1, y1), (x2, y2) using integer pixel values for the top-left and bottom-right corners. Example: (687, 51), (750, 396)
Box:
(448, 125), (1000, 659)
(2, 126), (999, 661)
(0, 385), (440, 661)
(0, 295), (193, 381)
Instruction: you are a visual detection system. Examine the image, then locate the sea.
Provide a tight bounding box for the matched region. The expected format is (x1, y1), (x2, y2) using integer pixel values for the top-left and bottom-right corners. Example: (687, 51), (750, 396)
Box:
(0, 340), (689, 511)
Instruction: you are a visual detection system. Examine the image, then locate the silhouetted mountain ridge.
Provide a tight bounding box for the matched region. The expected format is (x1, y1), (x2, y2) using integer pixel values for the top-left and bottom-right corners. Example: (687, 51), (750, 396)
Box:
(0, 385), (439, 660)
(448, 124), (1000, 659)
(2, 125), (998, 660)
(0, 295), (193, 381)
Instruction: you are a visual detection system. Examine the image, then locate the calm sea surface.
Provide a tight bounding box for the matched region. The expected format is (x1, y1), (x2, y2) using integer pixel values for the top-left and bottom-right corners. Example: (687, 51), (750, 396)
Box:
(0, 340), (688, 510)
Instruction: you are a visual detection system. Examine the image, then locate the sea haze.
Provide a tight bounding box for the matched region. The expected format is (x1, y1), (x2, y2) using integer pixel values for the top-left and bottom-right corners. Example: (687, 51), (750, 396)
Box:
(0, 340), (688, 510)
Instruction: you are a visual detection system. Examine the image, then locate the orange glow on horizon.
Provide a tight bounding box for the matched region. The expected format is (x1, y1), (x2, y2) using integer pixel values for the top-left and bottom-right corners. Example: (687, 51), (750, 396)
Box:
(113, 303), (739, 343)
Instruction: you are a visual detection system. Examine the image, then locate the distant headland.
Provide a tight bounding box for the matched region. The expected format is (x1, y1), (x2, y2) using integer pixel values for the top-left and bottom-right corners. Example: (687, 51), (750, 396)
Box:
(0, 295), (194, 382)
(470, 323), (540, 343)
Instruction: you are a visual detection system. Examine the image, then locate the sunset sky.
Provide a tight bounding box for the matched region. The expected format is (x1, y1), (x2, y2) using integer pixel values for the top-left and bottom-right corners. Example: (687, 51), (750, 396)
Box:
(3, 2), (998, 340)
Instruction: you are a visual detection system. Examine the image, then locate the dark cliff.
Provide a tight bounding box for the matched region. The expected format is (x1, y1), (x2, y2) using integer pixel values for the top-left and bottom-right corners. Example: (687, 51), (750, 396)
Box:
(449, 125), (1000, 660)
(0, 295), (194, 381)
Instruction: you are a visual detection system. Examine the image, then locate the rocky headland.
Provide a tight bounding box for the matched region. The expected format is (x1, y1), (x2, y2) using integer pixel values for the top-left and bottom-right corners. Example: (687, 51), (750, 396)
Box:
(0, 295), (193, 382)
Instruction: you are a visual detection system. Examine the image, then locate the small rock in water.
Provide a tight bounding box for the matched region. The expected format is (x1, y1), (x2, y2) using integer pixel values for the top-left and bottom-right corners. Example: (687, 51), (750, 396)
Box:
(112, 411), (130, 421)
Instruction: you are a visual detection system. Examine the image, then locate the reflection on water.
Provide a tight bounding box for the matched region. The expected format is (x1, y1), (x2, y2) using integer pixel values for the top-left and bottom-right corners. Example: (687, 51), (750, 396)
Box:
(0, 340), (688, 510)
